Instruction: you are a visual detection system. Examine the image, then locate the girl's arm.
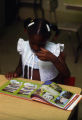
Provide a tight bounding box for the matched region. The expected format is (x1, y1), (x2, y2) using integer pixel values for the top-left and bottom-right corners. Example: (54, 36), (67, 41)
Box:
(5, 56), (22, 79)
(14, 56), (22, 77)
(51, 52), (70, 78)
(36, 48), (70, 79)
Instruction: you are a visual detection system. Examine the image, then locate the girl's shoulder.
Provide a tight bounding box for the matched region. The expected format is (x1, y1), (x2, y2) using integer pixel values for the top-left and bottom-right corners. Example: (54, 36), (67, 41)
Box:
(17, 38), (30, 54)
(17, 38), (29, 46)
(46, 41), (64, 48)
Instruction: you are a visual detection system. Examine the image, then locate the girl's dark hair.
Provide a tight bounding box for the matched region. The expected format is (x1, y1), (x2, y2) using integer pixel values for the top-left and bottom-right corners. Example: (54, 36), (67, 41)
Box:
(24, 17), (59, 39)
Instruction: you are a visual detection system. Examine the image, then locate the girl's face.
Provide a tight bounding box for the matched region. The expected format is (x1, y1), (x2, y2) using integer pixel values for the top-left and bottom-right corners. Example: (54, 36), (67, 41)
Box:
(29, 34), (47, 52)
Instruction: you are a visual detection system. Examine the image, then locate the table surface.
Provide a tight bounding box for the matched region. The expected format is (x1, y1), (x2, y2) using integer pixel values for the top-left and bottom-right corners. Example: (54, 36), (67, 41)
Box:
(0, 75), (81, 120)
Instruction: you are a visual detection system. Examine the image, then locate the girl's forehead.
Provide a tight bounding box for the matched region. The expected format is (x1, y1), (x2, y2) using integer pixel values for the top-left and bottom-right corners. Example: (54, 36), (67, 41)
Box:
(29, 34), (45, 41)
(30, 34), (43, 38)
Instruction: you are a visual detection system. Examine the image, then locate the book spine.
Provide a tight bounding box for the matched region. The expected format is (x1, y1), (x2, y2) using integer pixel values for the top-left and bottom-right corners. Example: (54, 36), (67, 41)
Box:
(64, 95), (82, 110)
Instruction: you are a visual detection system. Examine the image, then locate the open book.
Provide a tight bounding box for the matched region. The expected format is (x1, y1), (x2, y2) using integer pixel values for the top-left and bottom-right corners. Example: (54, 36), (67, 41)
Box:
(0, 79), (81, 110)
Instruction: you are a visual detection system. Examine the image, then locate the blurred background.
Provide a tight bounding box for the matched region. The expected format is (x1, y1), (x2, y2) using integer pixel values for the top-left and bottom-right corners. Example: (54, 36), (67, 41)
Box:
(0, 0), (82, 119)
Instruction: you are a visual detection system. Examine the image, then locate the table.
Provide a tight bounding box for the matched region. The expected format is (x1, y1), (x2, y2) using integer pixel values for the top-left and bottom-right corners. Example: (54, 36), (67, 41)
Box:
(0, 75), (81, 120)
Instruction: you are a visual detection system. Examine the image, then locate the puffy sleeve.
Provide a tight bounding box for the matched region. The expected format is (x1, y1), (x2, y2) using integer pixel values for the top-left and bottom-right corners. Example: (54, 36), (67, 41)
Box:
(17, 38), (25, 55)
(46, 42), (64, 57)
(53, 43), (64, 57)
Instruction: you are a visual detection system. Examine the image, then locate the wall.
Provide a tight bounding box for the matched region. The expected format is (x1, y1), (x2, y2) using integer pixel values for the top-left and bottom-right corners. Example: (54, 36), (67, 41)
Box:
(64, 0), (82, 5)
(56, 0), (82, 25)
(43, 0), (82, 25)
(0, 0), (5, 29)
(18, 0), (82, 25)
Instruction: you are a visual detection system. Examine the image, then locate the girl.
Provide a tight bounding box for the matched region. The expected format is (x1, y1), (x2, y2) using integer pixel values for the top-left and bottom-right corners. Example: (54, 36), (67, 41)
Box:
(5, 18), (70, 84)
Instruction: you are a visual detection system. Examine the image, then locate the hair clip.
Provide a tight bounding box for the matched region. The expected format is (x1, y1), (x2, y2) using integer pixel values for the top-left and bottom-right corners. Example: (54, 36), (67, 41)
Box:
(28, 22), (34, 27)
(46, 24), (50, 32)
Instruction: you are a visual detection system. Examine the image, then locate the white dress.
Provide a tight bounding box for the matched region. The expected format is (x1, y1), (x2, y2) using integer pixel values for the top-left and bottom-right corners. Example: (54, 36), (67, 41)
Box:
(17, 38), (64, 82)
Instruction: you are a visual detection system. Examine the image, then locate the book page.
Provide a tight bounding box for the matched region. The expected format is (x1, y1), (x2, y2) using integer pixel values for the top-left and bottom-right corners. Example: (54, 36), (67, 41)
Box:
(32, 81), (81, 110)
(0, 79), (41, 99)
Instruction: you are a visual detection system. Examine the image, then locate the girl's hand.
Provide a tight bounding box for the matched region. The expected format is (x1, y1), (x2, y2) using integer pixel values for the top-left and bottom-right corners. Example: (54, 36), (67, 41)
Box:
(36, 48), (56, 61)
(5, 72), (18, 80)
